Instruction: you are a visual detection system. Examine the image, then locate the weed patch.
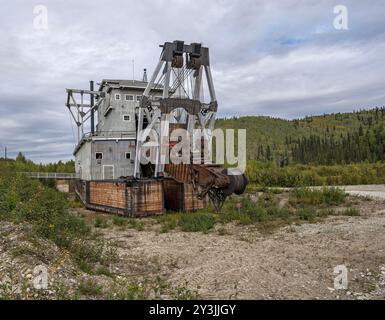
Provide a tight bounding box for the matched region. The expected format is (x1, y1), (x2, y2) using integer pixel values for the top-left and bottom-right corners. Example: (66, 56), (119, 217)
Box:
(178, 212), (215, 232)
(94, 216), (108, 228)
(78, 279), (103, 297)
(290, 187), (346, 207)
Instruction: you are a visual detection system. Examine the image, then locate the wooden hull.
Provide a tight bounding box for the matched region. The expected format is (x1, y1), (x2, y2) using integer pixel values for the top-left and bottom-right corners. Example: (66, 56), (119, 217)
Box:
(75, 177), (208, 217)
(75, 179), (164, 217)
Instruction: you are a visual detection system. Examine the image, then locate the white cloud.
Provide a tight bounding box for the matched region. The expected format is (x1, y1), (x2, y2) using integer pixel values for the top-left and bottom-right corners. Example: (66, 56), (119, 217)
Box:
(0, 0), (384, 161)
(215, 40), (385, 117)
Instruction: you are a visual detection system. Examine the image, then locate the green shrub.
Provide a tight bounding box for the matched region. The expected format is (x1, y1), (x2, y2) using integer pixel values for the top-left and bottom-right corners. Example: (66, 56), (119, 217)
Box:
(0, 173), (90, 250)
(112, 215), (127, 226)
(71, 240), (104, 266)
(111, 215), (143, 230)
(297, 208), (317, 222)
(290, 187), (346, 207)
(178, 212), (215, 232)
(96, 265), (114, 277)
(0, 171), (121, 276)
(220, 195), (292, 226)
(127, 218), (144, 231)
(94, 216), (108, 228)
(245, 161), (385, 187)
(321, 187), (347, 205)
(156, 213), (181, 233)
(170, 281), (199, 300)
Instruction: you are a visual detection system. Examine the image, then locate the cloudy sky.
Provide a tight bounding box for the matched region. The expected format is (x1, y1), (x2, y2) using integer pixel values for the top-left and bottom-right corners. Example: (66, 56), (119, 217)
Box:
(1, 0), (385, 162)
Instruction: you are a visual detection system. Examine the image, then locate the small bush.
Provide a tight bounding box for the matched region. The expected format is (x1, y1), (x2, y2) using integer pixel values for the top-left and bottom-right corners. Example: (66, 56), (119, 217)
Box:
(298, 208), (317, 222)
(94, 216), (108, 228)
(170, 281), (199, 300)
(290, 187), (346, 207)
(96, 265), (114, 277)
(111, 216), (144, 230)
(54, 282), (80, 300)
(127, 218), (144, 231)
(178, 212), (215, 232)
(156, 213), (181, 233)
(220, 195), (292, 226)
(70, 240), (117, 273)
(71, 240), (104, 265)
(112, 215), (127, 226)
(321, 187), (347, 205)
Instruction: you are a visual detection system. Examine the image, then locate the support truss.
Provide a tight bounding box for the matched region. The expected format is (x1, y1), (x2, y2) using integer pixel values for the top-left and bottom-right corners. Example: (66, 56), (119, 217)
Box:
(134, 41), (218, 178)
(65, 87), (105, 143)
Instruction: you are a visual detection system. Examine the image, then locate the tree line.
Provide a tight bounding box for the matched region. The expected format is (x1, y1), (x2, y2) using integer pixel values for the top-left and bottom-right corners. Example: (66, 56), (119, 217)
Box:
(0, 152), (75, 173)
(290, 123), (385, 165)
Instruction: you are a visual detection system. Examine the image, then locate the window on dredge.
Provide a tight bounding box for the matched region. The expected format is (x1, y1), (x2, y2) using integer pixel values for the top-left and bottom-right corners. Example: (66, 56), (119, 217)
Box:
(95, 152), (103, 160)
(125, 94), (134, 101)
(115, 94), (121, 100)
(123, 115), (131, 121)
(125, 152), (131, 160)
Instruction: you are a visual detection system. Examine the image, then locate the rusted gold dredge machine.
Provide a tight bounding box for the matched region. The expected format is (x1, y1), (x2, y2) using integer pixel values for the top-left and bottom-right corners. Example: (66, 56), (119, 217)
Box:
(66, 41), (247, 216)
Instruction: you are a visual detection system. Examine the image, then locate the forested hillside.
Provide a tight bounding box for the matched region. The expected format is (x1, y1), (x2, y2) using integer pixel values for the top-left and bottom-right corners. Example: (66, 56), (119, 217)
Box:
(216, 107), (385, 165)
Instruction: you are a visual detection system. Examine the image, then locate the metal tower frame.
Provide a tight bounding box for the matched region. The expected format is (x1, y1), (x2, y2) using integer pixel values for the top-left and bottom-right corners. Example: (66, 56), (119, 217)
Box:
(134, 41), (218, 178)
(65, 82), (105, 143)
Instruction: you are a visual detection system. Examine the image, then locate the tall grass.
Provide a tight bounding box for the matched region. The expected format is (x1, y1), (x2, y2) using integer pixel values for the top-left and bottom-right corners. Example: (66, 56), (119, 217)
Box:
(156, 187), (352, 233)
(0, 173), (89, 245)
(220, 194), (292, 225)
(0, 171), (114, 272)
(246, 161), (385, 188)
(178, 212), (215, 232)
(289, 187), (346, 206)
(156, 211), (215, 233)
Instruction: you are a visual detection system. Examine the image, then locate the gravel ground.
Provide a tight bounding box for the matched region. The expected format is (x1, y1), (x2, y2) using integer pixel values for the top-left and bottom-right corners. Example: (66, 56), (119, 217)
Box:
(1, 192), (385, 300)
(99, 196), (385, 300)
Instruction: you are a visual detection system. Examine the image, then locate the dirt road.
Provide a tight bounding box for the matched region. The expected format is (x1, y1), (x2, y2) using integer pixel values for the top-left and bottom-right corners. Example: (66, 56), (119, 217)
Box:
(341, 185), (385, 200)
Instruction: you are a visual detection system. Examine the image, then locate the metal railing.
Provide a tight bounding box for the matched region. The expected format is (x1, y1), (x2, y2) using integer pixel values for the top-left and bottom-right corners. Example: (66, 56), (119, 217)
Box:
(23, 172), (80, 180)
(81, 131), (137, 140)
(74, 131), (137, 154)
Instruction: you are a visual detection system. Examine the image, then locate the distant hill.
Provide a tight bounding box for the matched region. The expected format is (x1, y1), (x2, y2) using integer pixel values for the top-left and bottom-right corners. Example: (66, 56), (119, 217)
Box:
(215, 107), (385, 165)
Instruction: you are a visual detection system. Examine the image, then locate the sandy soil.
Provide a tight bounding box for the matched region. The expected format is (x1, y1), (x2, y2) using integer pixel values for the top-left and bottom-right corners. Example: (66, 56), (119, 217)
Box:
(96, 196), (385, 300)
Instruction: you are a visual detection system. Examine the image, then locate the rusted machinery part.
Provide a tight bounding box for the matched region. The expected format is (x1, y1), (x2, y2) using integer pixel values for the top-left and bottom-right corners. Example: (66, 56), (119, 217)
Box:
(202, 168), (248, 212)
(192, 164), (230, 189)
(222, 168), (248, 196)
(172, 55), (184, 68)
(164, 163), (248, 212)
(188, 56), (202, 70)
(207, 188), (227, 212)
